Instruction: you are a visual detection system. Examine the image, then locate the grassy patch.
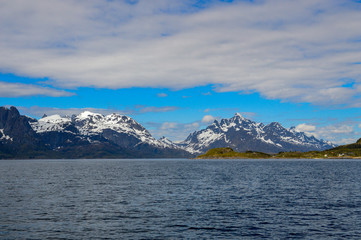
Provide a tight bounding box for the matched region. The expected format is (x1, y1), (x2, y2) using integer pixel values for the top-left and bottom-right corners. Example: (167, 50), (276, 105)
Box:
(196, 139), (361, 159)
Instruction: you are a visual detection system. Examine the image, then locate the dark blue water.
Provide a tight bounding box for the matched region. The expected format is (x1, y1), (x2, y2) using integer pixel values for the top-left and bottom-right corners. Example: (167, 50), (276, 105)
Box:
(1, 159), (361, 239)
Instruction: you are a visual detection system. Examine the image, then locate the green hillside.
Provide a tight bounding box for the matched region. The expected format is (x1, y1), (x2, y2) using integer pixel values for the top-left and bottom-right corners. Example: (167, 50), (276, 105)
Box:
(196, 147), (271, 159)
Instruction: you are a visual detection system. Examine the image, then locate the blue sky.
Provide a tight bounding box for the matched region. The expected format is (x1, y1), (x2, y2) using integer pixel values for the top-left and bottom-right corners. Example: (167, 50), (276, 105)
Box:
(0, 0), (361, 144)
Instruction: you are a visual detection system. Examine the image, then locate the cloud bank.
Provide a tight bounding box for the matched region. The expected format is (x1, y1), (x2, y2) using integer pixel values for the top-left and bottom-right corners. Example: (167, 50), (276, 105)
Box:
(295, 122), (358, 144)
(202, 115), (216, 124)
(148, 121), (201, 142)
(1, 0), (361, 105)
(18, 105), (179, 118)
(0, 81), (73, 97)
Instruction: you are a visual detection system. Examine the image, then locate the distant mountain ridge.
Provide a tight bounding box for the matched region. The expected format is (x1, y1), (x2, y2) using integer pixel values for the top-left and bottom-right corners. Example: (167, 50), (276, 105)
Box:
(179, 113), (336, 154)
(0, 106), (336, 159)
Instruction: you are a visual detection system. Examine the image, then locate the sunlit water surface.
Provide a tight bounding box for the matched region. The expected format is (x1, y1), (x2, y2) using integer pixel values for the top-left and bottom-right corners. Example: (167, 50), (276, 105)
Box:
(1, 159), (361, 239)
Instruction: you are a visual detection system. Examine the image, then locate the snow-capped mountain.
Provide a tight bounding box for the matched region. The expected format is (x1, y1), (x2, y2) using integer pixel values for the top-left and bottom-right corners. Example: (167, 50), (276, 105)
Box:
(179, 113), (336, 154)
(0, 106), (190, 159)
(31, 111), (173, 148)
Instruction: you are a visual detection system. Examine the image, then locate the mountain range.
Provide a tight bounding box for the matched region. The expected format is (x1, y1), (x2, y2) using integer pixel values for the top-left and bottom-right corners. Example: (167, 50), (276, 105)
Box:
(0, 106), (336, 159)
(180, 113), (335, 154)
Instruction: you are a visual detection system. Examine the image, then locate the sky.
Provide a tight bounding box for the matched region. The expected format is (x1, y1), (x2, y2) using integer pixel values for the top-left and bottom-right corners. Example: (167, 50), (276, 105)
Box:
(0, 0), (361, 144)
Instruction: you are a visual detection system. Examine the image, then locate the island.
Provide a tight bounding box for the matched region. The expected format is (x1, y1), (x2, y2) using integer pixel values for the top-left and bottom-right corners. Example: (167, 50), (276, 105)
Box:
(196, 138), (361, 159)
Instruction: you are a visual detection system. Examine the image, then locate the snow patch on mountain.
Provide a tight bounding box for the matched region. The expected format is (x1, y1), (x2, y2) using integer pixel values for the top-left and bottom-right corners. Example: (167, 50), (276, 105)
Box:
(257, 136), (276, 145)
(30, 115), (72, 133)
(77, 111), (103, 120)
(0, 129), (13, 141)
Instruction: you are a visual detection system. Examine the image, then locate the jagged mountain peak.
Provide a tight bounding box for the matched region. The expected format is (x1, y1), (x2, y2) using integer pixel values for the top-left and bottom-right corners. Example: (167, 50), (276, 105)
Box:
(289, 126), (297, 131)
(159, 136), (175, 145)
(267, 122), (282, 127)
(105, 113), (135, 124)
(107, 112), (125, 118)
(231, 113), (257, 126)
(233, 112), (246, 120)
(181, 113), (336, 154)
(216, 114), (263, 133)
(265, 122), (287, 132)
(224, 113), (247, 125)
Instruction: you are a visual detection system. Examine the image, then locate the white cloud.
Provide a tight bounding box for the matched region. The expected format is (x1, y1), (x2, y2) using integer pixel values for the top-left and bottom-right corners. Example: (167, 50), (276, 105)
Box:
(201, 115), (216, 124)
(295, 123), (316, 133)
(160, 122), (178, 130)
(148, 120), (201, 141)
(0, 81), (73, 97)
(157, 93), (168, 97)
(324, 125), (354, 134)
(336, 138), (358, 145)
(187, 122), (200, 129)
(136, 106), (179, 113)
(1, 0), (361, 105)
(358, 123), (361, 129)
(310, 124), (355, 143)
(294, 122), (358, 144)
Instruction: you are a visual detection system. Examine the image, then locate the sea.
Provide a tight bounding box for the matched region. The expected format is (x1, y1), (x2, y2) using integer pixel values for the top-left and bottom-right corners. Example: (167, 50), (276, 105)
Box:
(1, 159), (361, 239)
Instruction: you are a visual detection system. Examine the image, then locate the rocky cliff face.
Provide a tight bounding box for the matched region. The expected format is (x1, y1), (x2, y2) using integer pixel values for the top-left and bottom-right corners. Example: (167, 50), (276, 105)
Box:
(0, 106), (48, 158)
(0, 106), (36, 142)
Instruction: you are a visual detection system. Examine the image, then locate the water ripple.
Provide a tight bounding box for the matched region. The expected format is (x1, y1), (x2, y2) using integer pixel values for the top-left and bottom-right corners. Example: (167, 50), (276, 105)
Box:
(1, 159), (361, 239)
